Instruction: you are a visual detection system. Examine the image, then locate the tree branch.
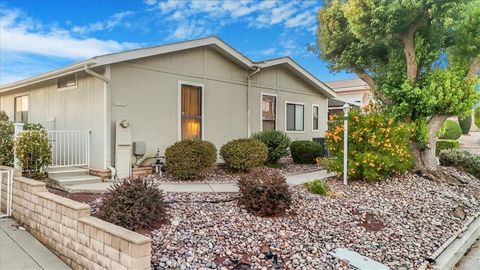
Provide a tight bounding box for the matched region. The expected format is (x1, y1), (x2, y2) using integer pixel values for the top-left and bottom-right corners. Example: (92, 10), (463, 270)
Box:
(398, 19), (426, 85)
(353, 67), (388, 105)
(467, 56), (480, 79)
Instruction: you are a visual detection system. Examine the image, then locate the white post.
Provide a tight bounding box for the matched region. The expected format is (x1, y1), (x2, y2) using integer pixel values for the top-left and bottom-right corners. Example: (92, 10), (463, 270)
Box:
(13, 123), (24, 169)
(342, 103), (351, 185)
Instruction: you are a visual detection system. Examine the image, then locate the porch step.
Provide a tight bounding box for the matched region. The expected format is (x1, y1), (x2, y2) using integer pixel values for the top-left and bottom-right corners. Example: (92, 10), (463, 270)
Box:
(49, 175), (102, 186)
(45, 167), (90, 178)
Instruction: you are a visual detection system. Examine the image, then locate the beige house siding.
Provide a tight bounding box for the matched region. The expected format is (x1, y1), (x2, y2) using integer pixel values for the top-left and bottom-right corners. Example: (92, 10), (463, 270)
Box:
(109, 47), (328, 161)
(0, 71), (106, 168)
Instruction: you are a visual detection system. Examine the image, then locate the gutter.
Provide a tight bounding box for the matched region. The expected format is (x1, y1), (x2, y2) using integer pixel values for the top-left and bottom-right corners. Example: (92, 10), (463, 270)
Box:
(247, 67), (261, 137)
(84, 65), (110, 171)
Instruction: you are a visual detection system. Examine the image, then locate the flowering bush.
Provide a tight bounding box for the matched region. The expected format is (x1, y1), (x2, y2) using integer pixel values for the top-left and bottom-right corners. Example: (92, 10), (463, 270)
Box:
(321, 111), (413, 181)
(15, 129), (52, 179)
(0, 120), (14, 166)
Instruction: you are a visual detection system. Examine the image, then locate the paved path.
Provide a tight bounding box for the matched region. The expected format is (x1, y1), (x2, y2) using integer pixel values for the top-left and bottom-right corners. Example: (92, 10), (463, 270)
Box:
(0, 218), (70, 270)
(63, 170), (336, 193)
(459, 132), (480, 156)
(456, 238), (480, 269)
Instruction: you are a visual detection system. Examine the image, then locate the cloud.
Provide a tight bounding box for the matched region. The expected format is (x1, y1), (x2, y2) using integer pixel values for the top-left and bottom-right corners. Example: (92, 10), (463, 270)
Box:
(0, 8), (139, 60)
(71, 11), (135, 35)
(260, 47), (276, 56)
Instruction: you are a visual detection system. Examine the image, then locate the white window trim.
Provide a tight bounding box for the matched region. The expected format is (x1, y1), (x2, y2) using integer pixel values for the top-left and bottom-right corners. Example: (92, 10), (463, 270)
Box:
(312, 104), (320, 132)
(177, 80), (205, 140)
(285, 101), (305, 133)
(57, 73), (78, 91)
(260, 92), (278, 131)
(14, 93), (29, 123)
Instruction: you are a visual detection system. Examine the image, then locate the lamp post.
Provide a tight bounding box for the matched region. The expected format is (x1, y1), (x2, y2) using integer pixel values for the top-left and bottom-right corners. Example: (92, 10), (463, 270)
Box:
(342, 103), (351, 185)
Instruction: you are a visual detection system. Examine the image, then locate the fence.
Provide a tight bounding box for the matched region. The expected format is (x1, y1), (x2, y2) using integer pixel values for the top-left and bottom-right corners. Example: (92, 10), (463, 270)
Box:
(47, 131), (91, 168)
(0, 167), (13, 218)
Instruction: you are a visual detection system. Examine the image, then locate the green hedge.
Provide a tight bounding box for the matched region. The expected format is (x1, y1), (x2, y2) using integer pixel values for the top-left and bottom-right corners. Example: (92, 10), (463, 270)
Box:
(290, 140), (325, 164)
(458, 115), (472, 135)
(165, 140), (217, 179)
(475, 107), (480, 128)
(439, 120), (462, 140)
(439, 149), (480, 179)
(436, 139), (459, 155)
(220, 139), (268, 171)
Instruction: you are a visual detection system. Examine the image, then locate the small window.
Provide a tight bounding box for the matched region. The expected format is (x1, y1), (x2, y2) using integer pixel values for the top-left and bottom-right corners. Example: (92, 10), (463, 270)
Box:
(262, 94), (276, 131)
(286, 102), (304, 131)
(14, 95), (28, 123)
(57, 74), (77, 89)
(312, 105), (319, 131)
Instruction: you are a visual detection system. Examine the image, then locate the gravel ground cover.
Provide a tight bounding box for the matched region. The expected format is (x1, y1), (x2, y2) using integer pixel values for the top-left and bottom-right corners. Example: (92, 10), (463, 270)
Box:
(152, 158), (319, 183)
(148, 169), (480, 270)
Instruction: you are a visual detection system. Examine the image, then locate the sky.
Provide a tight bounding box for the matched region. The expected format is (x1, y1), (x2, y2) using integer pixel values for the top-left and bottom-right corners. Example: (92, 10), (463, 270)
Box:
(0, 0), (354, 86)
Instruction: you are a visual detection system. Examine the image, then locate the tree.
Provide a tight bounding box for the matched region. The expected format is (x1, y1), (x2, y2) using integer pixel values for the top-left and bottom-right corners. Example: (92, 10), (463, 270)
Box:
(316, 0), (480, 174)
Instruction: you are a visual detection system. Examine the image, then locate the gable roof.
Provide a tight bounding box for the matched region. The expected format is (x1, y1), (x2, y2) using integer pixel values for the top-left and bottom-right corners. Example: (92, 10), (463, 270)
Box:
(0, 36), (336, 98)
(325, 78), (370, 93)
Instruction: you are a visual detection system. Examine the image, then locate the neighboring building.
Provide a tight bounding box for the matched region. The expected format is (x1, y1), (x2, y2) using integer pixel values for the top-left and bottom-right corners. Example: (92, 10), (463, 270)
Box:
(325, 78), (368, 116)
(0, 37), (353, 179)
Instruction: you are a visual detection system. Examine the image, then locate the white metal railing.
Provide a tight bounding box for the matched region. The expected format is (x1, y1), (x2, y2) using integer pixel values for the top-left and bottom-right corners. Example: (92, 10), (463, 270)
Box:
(0, 169), (13, 218)
(48, 131), (91, 168)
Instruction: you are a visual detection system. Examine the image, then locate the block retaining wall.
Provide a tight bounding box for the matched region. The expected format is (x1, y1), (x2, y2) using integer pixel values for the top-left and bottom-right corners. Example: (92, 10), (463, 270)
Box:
(0, 166), (151, 270)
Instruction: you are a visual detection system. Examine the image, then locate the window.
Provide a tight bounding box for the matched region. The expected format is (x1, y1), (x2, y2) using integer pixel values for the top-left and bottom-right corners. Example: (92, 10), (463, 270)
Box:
(14, 95), (28, 123)
(312, 105), (319, 131)
(181, 83), (203, 140)
(262, 94), (276, 131)
(57, 74), (77, 89)
(286, 102), (304, 132)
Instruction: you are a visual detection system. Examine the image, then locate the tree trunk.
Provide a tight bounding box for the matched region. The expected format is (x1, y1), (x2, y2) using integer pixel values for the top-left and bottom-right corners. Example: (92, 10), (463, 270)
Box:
(467, 57), (480, 79)
(412, 114), (449, 172)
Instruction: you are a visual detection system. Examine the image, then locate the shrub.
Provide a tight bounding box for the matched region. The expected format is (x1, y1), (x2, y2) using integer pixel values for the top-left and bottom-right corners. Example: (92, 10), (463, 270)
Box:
(165, 140), (217, 179)
(438, 120), (462, 140)
(436, 140), (459, 155)
(0, 121), (14, 166)
(24, 122), (44, 131)
(251, 130), (291, 164)
(99, 178), (167, 231)
(321, 111), (413, 181)
(290, 140), (325, 164)
(304, 179), (329, 195)
(237, 169), (292, 216)
(476, 107), (480, 128)
(439, 149), (480, 179)
(15, 129), (52, 179)
(220, 138), (268, 171)
(458, 115), (472, 135)
(0, 111), (8, 122)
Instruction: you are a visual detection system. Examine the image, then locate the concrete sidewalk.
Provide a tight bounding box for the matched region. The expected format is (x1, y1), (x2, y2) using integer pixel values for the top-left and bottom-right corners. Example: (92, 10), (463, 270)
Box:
(456, 238), (480, 270)
(0, 218), (70, 270)
(63, 169), (336, 193)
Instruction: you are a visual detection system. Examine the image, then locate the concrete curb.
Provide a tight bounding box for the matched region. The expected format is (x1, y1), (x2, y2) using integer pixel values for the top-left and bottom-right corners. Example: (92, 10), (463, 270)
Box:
(420, 213), (480, 270)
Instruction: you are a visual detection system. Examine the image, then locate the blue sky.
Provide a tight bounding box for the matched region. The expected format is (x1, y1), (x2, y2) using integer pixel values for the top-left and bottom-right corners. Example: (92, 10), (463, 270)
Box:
(0, 0), (354, 85)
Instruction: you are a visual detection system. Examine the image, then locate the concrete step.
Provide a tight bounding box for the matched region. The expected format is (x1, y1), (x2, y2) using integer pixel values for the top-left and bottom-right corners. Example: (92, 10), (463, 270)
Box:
(45, 167), (90, 178)
(50, 175), (102, 186)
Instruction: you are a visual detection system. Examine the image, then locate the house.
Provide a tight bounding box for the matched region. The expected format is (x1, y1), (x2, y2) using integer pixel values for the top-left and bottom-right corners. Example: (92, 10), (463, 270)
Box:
(0, 37), (351, 180)
(326, 78), (370, 116)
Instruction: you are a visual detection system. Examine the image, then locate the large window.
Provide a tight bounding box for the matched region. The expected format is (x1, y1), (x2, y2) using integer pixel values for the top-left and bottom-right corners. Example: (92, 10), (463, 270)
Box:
(57, 74), (77, 90)
(286, 102), (304, 132)
(14, 95), (28, 123)
(181, 83), (203, 140)
(262, 94), (276, 131)
(312, 105), (319, 131)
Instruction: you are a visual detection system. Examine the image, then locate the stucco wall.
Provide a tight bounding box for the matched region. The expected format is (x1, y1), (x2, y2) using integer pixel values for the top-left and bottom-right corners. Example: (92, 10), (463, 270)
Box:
(109, 47), (329, 161)
(0, 71), (106, 168)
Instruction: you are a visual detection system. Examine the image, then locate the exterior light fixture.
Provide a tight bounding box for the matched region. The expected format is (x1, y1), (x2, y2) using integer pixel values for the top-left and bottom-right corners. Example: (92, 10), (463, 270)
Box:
(342, 103), (351, 185)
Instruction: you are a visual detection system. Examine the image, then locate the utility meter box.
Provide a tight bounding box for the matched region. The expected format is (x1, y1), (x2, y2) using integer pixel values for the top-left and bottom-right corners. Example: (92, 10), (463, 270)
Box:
(115, 120), (132, 179)
(133, 141), (146, 156)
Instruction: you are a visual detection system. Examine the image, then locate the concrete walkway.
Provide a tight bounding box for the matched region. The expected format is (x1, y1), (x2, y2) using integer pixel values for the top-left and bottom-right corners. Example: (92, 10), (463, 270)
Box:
(459, 132), (480, 156)
(456, 238), (480, 269)
(62, 169), (336, 193)
(0, 218), (70, 270)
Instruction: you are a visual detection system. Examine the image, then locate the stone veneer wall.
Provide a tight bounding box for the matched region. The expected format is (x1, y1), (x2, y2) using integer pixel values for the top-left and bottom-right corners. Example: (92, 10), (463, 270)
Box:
(0, 166), (151, 270)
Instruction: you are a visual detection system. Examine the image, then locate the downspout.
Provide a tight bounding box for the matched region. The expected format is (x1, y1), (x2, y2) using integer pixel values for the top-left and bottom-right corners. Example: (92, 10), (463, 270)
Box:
(247, 67), (261, 137)
(84, 65), (110, 173)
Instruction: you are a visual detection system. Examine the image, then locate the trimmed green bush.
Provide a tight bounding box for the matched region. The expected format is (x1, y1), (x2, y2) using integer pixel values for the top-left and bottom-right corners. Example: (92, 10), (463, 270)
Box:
(165, 140), (217, 179)
(0, 111), (8, 122)
(15, 129), (52, 179)
(304, 179), (329, 195)
(439, 149), (480, 179)
(458, 115), (472, 135)
(436, 140), (459, 155)
(99, 177), (167, 231)
(290, 140), (325, 164)
(237, 169), (292, 216)
(220, 138), (268, 171)
(439, 120), (462, 140)
(0, 120), (14, 166)
(251, 130), (291, 164)
(475, 107), (480, 128)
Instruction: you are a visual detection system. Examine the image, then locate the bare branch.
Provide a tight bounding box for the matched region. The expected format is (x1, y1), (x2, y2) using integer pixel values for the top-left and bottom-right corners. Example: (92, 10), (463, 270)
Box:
(353, 67), (389, 105)
(398, 19), (426, 85)
(467, 57), (480, 79)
